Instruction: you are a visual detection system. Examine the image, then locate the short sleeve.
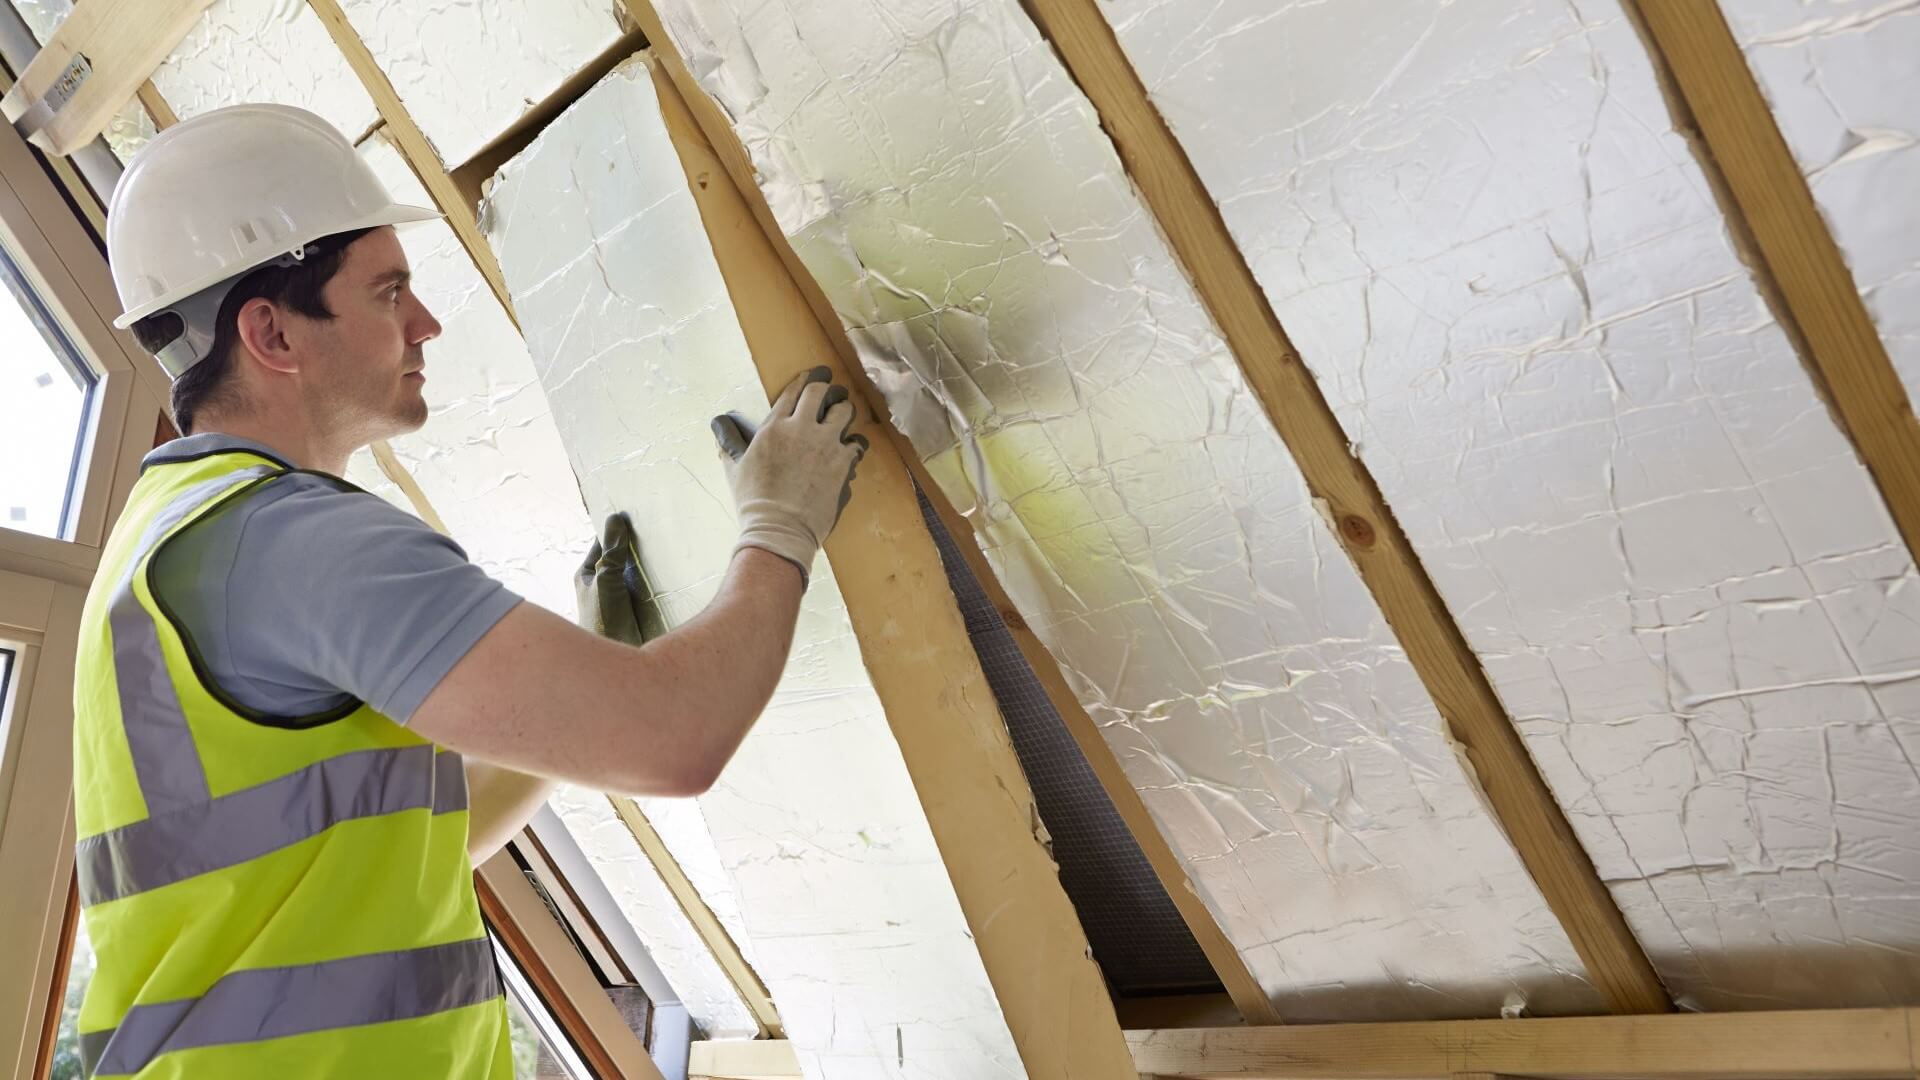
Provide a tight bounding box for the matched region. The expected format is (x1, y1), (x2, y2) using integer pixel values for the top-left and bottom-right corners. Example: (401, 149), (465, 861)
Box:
(149, 472), (525, 724)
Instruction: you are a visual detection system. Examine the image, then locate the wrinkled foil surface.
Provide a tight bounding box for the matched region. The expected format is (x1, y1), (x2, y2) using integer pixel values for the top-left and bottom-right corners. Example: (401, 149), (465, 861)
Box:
(654, 0), (1603, 1019)
(335, 0), (622, 165)
(1727, 1), (1920, 406)
(1102, 0), (1920, 1008)
(486, 58), (1025, 1077)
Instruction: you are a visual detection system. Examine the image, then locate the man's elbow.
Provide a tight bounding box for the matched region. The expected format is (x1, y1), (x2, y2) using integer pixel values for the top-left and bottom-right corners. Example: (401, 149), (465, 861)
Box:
(616, 754), (724, 798)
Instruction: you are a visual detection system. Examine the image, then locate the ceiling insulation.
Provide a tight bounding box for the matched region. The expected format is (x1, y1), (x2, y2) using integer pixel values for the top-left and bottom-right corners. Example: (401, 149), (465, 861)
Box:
(333, 0), (625, 166)
(544, 786), (760, 1039)
(650, 0), (1603, 1021)
(151, 0), (377, 141)
(484, 55), (1027, 1076)
(1724, 0), (1920, 402)
(349, 132), (588, 618)
(1098, 0), (1920, 1010)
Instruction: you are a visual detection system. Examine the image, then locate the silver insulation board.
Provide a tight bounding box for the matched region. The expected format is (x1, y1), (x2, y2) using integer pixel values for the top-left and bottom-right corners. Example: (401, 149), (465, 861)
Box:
(1727, 1), (1920, 406)
(652, 0), (1604, 1020)
(333, 0), (624, 166)
(1099, 0), (1920, 1009)
(484, 57), (1027, 1077)
(153, 0), (378, 142)
(351, 133), (588, 618)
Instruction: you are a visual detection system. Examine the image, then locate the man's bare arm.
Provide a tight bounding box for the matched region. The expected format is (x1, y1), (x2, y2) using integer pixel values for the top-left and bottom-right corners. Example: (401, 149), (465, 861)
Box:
(414, 547), (803, 796)
(464, 762), (555, 863)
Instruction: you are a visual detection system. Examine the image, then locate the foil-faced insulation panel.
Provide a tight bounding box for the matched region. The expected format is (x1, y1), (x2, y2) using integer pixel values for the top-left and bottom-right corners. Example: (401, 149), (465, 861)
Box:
(335, 0), (624, 166)
(1725, 1), (1920, 403)
(1099, 0), (1920, 1009)
(652, 0), (1602, 1020)
(916, 485), (1219, 995)
(346, 132), (589, 618)
(152, 0), (378, 141)
(485, 57), (1027, 1076)
(545, 786), (761, 1039)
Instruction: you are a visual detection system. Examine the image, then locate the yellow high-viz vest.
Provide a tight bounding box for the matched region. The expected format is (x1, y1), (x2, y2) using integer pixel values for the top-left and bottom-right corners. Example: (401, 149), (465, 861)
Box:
(70, 446), (512, 1078)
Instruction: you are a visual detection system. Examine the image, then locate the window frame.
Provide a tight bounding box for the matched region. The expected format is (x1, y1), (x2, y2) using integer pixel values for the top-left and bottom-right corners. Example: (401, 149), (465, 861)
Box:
(0, 53), (164, 1080)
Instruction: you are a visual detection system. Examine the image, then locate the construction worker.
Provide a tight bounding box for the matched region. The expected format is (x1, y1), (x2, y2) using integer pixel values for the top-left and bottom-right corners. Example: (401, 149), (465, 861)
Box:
(71, 103), (865, 1078)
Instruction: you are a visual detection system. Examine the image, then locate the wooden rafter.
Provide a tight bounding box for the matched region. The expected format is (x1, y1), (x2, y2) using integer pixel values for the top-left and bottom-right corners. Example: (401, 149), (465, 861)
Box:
(303, 0), (516, 328)
(1127, 1007), (1920, 1079)
(689, 1039), (801, 1080)
(1011, 0), (1671, 1015)
(606, 796), (783, 1039)
(0, 0), (210, 156)
(1624, 1), (1920, 564)
(643, 54), (1138, 1076)
(615, 0), (1280, 1027)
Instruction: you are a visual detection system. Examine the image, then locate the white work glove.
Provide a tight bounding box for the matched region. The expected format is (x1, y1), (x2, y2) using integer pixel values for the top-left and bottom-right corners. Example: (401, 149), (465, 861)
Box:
(711, 366), (869, 586)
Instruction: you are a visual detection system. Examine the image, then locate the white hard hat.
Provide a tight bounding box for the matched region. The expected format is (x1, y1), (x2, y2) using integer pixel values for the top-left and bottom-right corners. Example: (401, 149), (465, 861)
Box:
(106, 103), (440, 377)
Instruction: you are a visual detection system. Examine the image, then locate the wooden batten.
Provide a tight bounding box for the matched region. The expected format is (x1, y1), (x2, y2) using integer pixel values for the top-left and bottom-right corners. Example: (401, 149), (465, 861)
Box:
(642, 53), (1139, 1078)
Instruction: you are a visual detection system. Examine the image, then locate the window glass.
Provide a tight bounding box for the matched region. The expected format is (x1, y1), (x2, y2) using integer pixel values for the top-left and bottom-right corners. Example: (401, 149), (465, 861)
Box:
(494, 937), (591, 1079)
(8, 0), (68, 44)
(46, 903), (92, 1079)
(0, 241), (94, 537)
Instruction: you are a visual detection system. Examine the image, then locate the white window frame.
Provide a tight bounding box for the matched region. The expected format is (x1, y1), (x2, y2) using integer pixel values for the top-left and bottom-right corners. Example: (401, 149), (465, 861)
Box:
(0, 72), (165, 1080)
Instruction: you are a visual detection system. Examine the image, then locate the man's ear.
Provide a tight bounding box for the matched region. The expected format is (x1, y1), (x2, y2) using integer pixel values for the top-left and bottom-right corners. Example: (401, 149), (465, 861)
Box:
(233, 296), (299, 376)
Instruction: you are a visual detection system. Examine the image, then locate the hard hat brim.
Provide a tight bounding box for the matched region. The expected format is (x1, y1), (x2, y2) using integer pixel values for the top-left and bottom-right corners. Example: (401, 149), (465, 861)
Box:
(112, 202), (444, 329)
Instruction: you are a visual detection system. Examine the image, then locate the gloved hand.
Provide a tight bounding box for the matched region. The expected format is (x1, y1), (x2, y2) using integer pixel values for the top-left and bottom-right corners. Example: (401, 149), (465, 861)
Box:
(575, 511), (667, 647)
(711, 365), (869, 587)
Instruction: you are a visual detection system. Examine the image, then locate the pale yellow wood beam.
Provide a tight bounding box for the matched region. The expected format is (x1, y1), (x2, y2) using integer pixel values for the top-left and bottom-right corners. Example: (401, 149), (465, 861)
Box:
(303, 0), (516, 329)
(1129, 1007), (1920, 1079)
(607, 796), (783, 1040)
(614, 0), (1280, 1028)
(688, 1038), (801, 1080)
(643, 54), (1138, 1078)
(0, 0), (210, 155)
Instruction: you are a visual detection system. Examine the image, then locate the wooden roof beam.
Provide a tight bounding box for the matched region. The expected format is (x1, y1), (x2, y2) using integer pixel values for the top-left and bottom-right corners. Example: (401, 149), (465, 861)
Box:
(615, 0), (1280, 1028)
(1011, 0), (1673, 1015)
(303, 0), (516, 329)
(640, 54), (1139, 1076)
(1, 0), (209, 156)
(1128, 1007), (1920, 1079)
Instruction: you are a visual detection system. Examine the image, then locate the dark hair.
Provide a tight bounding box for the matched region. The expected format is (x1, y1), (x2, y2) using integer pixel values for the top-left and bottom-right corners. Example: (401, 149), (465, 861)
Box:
(134, 227), (373, 434)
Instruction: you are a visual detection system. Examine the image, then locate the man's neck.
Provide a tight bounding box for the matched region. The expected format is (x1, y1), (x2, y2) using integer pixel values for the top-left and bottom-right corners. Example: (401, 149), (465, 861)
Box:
(189, 417), (356, 477)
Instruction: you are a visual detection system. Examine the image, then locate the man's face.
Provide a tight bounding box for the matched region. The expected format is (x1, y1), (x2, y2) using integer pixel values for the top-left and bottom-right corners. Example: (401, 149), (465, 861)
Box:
(304, 227), (441, 442)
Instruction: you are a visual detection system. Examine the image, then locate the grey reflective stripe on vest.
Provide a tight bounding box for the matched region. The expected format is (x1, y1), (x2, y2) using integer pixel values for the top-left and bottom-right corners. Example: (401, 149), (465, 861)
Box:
(78, 936), (501, 1077)
(110, 467), (275, 815)
(75, 746), (468, 906)
(433, 748), (468, 814)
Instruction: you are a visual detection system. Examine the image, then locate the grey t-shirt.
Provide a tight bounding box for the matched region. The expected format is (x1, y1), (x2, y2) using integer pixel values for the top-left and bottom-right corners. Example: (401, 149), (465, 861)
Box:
(144, 433), (523, 724)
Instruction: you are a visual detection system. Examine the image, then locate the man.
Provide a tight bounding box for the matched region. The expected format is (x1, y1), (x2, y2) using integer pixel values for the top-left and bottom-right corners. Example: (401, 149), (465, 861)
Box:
(71, 103), (864, 1077)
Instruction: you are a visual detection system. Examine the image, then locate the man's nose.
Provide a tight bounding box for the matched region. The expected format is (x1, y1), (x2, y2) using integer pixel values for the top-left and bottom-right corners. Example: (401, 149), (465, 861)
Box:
(408, 294), (443, 345)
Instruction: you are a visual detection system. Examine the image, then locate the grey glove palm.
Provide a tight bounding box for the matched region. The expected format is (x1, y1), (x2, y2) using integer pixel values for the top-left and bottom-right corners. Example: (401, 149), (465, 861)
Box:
(575, 511), (667, 647)
(711, 366), (869, 586)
